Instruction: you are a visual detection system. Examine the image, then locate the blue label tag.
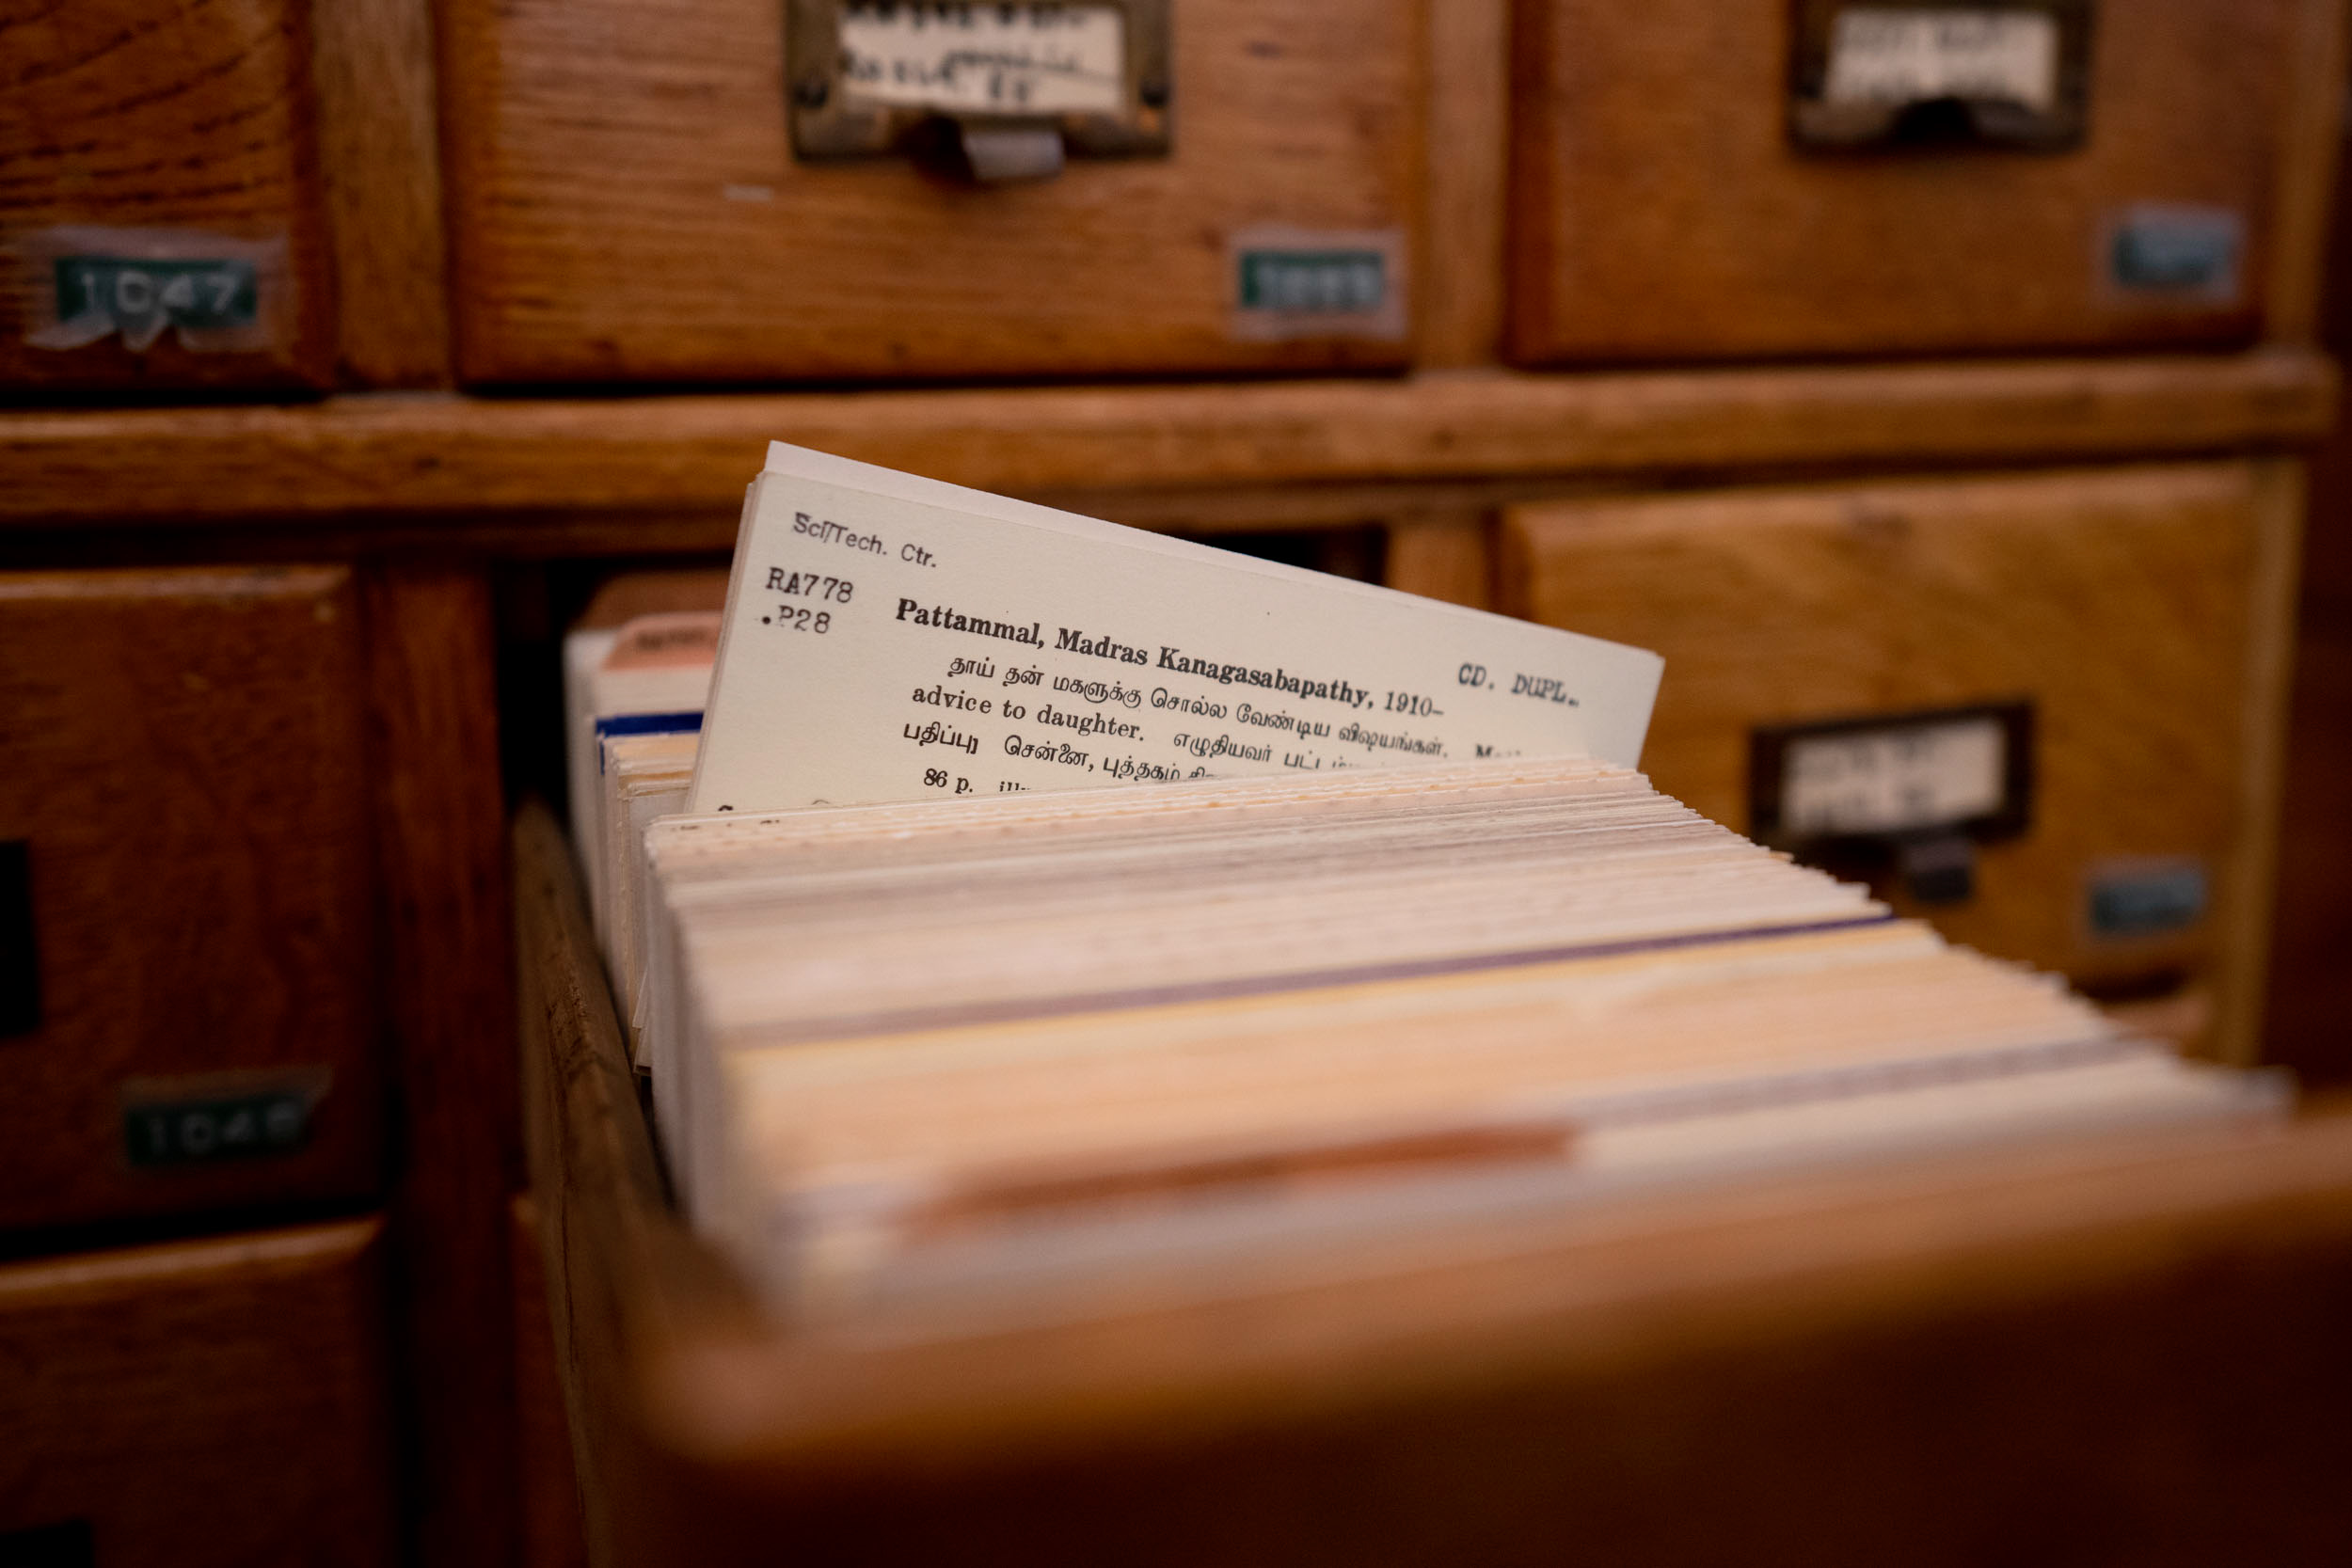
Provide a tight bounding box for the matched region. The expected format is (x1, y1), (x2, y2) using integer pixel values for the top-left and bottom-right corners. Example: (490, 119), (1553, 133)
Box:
(2088, 863), (2208, 939)
(594, 710), (706, 739)
(2110, 209), (2242, 294)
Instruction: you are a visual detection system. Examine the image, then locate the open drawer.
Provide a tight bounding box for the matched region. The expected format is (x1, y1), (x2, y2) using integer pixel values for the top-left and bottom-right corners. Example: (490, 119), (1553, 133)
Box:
(516, 800), (2352, 1566)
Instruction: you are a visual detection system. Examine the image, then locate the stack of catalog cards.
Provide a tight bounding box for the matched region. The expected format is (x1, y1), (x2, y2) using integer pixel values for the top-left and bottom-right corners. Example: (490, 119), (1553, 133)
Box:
(582, 445), (2281, 1340)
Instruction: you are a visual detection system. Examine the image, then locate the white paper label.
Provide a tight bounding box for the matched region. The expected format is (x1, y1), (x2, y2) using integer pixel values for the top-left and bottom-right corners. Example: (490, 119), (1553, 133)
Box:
(839, 3), (1125, 116)
(687, 445), (1664, 815)
(1783, 715), (2005, 837)
(1824, 9), (2058, 111)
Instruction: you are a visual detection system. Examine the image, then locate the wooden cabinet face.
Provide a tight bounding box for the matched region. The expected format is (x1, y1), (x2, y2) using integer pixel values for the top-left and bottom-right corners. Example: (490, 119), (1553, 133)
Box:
(0, 567), (382, 1231)
(441, 0), (1422, 385)
(1501, 464), (2280, 1041)
(0, 0), (334, 390)
(1508, 0), (2316, 365)
(0, 1219), (396, 1567)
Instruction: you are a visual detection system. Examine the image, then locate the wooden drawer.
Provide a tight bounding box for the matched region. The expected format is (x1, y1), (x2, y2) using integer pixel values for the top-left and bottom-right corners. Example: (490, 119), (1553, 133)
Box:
(1499, 462), (2298, 1059)
(0, 567), (382, 1232)
(514, 1195), (589, 1568)
(516, 803), (2352, 1567)
(440, 0), (1422, 385)
(1507, 0), (2339, 365)
(0, 1217), (395, 1567)
(0, 0), (335, 392)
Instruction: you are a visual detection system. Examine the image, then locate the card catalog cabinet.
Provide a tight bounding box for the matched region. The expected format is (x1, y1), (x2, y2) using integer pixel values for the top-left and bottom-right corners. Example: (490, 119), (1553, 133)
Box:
(1508, 0), (2329, 365)
(0, 1218), (396, 1567)
(0, 567), (383, 1232)
(439, 0), (1422, 384)
(1500, 462), (2293, 1053)
(0, 0), (335, 391)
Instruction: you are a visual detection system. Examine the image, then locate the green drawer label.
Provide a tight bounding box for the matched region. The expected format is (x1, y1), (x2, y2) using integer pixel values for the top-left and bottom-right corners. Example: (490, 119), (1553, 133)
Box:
(48, 256), (260, 351)
(1237, 248), (1387, 315)
(123, 1085), (315, 1168)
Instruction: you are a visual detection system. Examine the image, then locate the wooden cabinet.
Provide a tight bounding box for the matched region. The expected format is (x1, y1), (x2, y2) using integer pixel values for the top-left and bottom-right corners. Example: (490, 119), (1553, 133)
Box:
(439, 0), (1422, 385)
(1507, 0), (2340, 365)
(0, 566), (383, 1232)
(0, 0), (336, 392)
(0, 1217), (396, 1567)
(1500, 461), (2300, 1059)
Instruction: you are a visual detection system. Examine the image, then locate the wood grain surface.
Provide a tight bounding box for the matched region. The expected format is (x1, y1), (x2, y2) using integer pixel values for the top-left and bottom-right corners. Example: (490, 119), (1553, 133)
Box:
(310, 0), (451, 386)
(0, 0), (335, 389)
(1501, 463), (2287, 1058)
(1418, 0), (1508, 366)
(1510, 0), (2337, 364)
(0, 1217), (395, 1566)
(514, 801), (2352, 1568)
(514, 1194), (589, 1568)
(440, 0), (1422, 383)
(0, 565), (383, 1231)
(2215, 461), (2307, 1063)
(0, 350), (2332, 526)
(1383, 512), (1492, 609)
(363, 566), (518, 1568)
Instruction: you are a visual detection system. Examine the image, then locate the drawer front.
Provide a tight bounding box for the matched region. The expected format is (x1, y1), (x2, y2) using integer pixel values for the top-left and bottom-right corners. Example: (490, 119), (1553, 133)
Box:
(1500, 463), (2285, 1049)
(0, 567), (381, 1231)
(442, 0), (1422, 384)
(0, 0), (334, 391)
(0, 1218), (395, 1568)
(1508, 0), (2315, 364)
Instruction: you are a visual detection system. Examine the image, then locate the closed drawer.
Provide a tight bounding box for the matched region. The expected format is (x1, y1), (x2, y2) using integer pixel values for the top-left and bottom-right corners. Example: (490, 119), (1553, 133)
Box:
(0, 567), (382, 1232)
(1508, 0), (2327, 365)
(0, 0), (334, 391)
(0, 1217), (396, 1568)
(441, 0), (1422, 385)
(1500, 462), (2293, 1054)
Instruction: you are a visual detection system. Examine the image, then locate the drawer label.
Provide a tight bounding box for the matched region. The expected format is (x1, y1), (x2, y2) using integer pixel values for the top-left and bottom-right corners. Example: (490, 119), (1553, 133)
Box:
(1788, 1), (2088, 150)
(2108, 205), (2244, 301)
(1751, 701), (2033, 848)
(120, 1069), (327, 1169)
(1785, 716), (2004, 837)
(1229, 228), (1407, 342)
(1824, 8), (2059, 111)
(1240, 250), (1386, 315)
(2087, 860), (2208, 940)
(42, 258), (257, 353)
(23, 228), (277, 355)
(839, 3), (1125, 115)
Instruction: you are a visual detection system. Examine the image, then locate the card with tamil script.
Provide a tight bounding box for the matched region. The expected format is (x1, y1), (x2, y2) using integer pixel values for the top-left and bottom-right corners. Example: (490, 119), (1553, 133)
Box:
(687, 443), (1663, 814)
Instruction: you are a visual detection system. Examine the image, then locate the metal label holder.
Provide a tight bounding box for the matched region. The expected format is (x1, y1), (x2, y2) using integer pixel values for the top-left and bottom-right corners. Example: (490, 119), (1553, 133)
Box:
(786, 0), (1171, 181)
(1749, 699), (2036, 906)
(1788, 0), (2094, 152)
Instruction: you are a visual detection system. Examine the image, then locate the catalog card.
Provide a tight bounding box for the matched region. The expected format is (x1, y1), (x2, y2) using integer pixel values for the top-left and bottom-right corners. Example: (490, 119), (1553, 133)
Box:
(688, 445), (1663, 814)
